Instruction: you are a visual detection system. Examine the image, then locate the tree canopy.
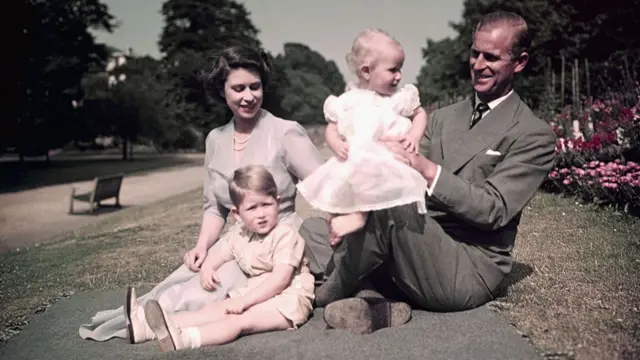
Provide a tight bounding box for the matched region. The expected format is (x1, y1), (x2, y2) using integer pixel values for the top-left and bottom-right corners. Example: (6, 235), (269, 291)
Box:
(416, 0), (640, 111)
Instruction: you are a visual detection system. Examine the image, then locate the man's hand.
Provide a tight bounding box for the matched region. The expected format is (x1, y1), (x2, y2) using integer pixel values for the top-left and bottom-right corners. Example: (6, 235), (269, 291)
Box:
(183, 245), (208, 272)
(224, 297), (247, 314)
(199, 259), (221, 291)
(380, 135), (420, 167)
(380, 135), (438, 183)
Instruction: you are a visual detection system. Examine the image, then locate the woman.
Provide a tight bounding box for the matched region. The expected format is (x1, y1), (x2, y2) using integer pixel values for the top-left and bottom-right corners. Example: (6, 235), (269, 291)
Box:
(79, 45), (324, 343)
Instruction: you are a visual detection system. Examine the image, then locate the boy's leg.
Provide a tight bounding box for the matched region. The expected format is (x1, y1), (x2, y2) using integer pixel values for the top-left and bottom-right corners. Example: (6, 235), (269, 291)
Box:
(170, 298), (230, 328)
(146, 299), (291, 351)
(197, 300), (291, 347)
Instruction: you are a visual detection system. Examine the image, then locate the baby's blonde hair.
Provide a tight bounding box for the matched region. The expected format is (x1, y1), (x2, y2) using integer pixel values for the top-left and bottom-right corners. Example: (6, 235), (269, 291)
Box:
(229, 165), (278, 207)
(345, 28), (401, 76)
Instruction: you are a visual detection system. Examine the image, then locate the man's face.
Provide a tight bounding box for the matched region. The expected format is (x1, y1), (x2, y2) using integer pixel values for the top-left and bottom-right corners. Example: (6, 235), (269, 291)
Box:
(469, 26), (528, 101)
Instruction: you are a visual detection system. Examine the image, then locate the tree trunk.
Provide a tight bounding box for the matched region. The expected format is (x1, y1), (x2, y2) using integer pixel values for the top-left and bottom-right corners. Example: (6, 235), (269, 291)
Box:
(122, 137), (128, 160)
(561, 55), (565, 106)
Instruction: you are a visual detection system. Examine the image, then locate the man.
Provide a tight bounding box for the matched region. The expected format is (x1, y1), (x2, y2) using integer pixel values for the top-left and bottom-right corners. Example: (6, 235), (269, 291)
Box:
(300, 11), (557, 334)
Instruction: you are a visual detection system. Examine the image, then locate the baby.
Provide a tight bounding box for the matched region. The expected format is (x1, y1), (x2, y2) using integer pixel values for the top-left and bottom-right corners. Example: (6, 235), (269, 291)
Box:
(297, 29), (429, 243)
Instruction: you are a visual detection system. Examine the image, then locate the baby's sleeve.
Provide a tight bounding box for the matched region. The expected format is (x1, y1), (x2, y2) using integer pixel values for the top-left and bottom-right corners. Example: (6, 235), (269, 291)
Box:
(323, 94), (344, 123)
(395, 84), (422, 117)
(271, 225), (306, 268)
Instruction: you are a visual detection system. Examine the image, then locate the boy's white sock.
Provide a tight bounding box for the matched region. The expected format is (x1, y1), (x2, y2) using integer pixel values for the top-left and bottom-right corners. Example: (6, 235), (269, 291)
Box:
(181, 327), (201, 349)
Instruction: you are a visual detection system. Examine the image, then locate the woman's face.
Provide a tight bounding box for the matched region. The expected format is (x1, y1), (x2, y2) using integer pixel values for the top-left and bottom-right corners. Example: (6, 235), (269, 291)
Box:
(223, 68), (264, 122)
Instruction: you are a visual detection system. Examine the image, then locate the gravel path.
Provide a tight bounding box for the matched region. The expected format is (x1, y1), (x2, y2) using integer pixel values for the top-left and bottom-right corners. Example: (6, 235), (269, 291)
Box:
(0, 125), (329, 253)
(0, 163), (205, 252)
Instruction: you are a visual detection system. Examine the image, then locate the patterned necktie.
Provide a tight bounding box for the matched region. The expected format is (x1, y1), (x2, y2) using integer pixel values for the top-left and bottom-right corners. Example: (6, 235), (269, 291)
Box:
(470, 102), (490, 128)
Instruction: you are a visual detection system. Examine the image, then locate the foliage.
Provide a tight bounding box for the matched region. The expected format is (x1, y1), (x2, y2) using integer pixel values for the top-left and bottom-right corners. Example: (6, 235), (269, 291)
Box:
(79, 53), (199, 154)
(12, 0), (116, 157)
(416, 0), (640, 111)
(158, 0), (267, 135)
(12, 0), (348, 156)
(543, 96), (640, 213)
(274, 43), (346, 124)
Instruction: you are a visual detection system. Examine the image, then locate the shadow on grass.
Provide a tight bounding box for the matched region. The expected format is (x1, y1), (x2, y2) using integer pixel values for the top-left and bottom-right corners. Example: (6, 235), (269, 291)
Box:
(68, 204), (132, 217)
(0, 154), (204, 194)
(495, 261), (534, 298)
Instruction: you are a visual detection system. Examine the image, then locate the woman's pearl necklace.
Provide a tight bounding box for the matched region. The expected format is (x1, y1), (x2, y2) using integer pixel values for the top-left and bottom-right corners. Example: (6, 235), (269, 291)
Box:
(233, 134), (251, 151)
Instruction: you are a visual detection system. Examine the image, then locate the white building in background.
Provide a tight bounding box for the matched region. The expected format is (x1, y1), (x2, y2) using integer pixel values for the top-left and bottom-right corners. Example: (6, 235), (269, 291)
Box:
(106, 46), (133, 87)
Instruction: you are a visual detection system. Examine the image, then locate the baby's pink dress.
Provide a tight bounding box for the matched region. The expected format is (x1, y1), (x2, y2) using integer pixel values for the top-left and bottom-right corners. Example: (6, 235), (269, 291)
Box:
(297, 84), (428, 214)
(219, 222), (315, 328)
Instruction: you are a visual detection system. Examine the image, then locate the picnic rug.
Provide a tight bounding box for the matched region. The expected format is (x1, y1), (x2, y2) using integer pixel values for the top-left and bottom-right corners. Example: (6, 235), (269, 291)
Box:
(0, 290), (541, 360)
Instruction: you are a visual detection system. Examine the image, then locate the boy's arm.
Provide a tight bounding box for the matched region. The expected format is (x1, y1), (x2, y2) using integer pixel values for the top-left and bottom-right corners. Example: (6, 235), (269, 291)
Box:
(233, 225), (304, 311)
(236, 264), (295, 310)
(201, 246), (234, 271)
(199, 234), (237, 291)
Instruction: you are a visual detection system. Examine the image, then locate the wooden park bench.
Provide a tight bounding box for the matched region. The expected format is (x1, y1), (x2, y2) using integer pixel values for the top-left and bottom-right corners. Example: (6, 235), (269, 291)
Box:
(68, 173), (124, 214)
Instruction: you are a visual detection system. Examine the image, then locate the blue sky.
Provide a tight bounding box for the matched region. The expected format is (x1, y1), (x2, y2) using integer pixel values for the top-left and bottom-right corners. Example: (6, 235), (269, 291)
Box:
(92, 0), (465, 84)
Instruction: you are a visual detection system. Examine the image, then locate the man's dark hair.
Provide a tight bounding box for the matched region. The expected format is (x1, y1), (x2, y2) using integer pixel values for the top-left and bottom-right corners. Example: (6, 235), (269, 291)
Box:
(473, 11), (531, 58)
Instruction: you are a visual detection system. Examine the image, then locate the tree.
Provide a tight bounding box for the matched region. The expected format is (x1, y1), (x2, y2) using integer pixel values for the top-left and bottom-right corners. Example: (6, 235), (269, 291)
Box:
(158, 0), (270, 138)
(79, 53), (191, 159)
(274, 43), (346, 124)
(416, 37), (471, 108)
(415, 0), (640, 112)
(15, 0), (115, 160)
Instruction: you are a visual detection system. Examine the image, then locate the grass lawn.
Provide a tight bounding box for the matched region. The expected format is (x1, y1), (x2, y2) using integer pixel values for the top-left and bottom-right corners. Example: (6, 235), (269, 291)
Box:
(0, 189), (638, 359)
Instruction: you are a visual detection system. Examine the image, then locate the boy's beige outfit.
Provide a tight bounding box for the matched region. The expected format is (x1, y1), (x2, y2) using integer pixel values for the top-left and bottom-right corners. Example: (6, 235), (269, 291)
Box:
(220, 222), (315, 327)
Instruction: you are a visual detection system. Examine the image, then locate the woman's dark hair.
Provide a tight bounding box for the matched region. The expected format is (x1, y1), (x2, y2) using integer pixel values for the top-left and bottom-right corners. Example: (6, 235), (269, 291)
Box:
(202, 45), (274, 103)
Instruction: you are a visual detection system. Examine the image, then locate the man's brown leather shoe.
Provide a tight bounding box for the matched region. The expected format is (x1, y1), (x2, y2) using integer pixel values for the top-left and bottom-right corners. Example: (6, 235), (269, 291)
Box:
(324, 298), (374, 334)
(323, 297), (412, 334)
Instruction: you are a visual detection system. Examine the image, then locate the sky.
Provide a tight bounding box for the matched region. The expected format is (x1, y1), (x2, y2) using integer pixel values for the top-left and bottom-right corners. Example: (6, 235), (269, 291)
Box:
(92, 0), (464, 85)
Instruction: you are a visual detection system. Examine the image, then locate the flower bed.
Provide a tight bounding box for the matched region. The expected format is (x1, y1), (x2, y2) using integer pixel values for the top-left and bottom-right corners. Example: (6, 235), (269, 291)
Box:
(542, 96), (640, 213)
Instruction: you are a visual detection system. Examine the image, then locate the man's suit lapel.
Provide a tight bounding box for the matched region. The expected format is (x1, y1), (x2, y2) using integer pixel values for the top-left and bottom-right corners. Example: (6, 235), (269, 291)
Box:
(442, 92), (521, 173)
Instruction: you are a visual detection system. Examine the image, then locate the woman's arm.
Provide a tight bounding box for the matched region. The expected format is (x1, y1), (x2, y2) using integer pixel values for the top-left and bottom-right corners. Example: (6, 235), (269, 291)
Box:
(184, 130), (230, 271)
(194, 214), (226, 251)
(283, 123), (325, 180)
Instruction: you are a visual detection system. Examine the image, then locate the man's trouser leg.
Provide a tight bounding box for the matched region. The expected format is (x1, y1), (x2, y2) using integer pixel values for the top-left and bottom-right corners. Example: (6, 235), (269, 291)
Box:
(322, 204), (508, 312)
(298, 217), (335, 285)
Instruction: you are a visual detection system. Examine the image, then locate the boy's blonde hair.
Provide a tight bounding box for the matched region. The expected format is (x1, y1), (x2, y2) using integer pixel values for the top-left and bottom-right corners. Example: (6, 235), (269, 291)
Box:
(345, 28), (401, 76)
(229, 165), (278, 207)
